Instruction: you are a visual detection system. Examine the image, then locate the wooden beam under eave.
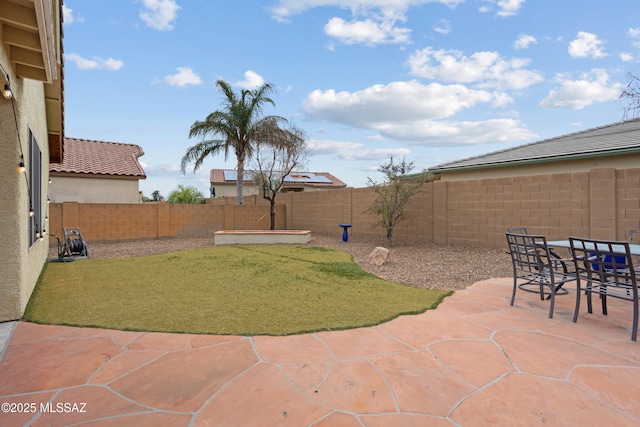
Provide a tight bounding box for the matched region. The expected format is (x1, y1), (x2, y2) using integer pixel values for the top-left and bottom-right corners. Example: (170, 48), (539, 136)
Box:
(0, 0), (39, 31)
(15, 63), (46, 81)
(2, 24), (41, 51)
(10, 45), (45, 69)
(45, 97), (61, 133)
(48, 133), (62, 164)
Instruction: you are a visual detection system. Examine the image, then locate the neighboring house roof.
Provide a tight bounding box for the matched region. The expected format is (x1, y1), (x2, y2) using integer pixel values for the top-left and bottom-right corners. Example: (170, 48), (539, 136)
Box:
(429, 118), (640, 173)
(210, 169), (347, 189)
(49, 138), (146, 178)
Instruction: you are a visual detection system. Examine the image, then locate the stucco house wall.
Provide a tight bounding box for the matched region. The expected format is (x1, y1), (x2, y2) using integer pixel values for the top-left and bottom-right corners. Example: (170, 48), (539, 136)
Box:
(0, 0), (63, 322)
(50, 176), (141, 203)
(215, 183), (261, 198)
(214, 183), (335, 198)
(0, 58), (51, 321)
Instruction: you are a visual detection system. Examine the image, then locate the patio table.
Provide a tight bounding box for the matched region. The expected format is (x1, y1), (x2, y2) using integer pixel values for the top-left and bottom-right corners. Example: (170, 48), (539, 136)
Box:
(547, 240), (640, 256)
(547, 239), (640, 291)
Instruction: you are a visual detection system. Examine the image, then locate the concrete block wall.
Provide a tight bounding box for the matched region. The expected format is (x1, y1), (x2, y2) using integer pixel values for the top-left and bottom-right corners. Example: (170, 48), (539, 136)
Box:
(442, 172), (593, 248)
(392, 187), (434, 243)
(349, 187), (381, 240)
(48, 167), (640, 248)
(49, 202), (284, 242)
(169, 204), (223, 237)
(222, 203), (284, 230)
(616, 168), (640, 240)
(69, 203), (158, 240)
(330, 167), (635, 248)
(289, 190), (353, 235)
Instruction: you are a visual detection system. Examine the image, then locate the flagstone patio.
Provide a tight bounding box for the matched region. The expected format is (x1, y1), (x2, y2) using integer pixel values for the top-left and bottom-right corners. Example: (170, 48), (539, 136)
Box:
(1, 278), (639, 426)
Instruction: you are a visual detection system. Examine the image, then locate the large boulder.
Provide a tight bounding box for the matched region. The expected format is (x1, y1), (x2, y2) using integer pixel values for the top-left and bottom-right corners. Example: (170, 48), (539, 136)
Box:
(367, 247), (391, 266)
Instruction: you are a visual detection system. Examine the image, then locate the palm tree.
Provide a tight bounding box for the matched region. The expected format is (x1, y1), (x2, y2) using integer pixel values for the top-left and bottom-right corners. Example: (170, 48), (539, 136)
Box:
(167, 185), (204, 204)
(181, 79), (285, 205)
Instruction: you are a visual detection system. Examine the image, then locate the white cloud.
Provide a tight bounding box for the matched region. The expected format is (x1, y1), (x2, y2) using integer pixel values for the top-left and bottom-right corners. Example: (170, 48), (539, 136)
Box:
(514, 34), (536, 50)
(480, 0), (526, 17)
(433, 19), (451, 35)
(406, 47), (543, 90)
(139, 0), (180, 31)
(568, 31), (607, 58)
(324, 16), (411, 45)
(304, 80), (494, 126)
(141, 162), (181, 175)
(62, 5), (83, 24)
(539, 69), (622, 110)
(164, 67), (202, 87)
(234, 71), (266, 89)
(628, 27), (640, 48)
(491, 92), (514, 107)
(628, 27), (640, 38)
(620, 52), (634, 62)
(308, 139), (411, 160)
(496, 0), (526, 17)
(378, 118), (536, 144)
(270, 0), (464, 22)
(302, 80), (535, 145)
(271, 0), (460, 46)
(65, 53), (124, 71)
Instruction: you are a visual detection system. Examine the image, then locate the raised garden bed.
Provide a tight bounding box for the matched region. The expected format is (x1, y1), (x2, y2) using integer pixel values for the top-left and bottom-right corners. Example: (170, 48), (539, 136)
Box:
(214, 230), (311, 245)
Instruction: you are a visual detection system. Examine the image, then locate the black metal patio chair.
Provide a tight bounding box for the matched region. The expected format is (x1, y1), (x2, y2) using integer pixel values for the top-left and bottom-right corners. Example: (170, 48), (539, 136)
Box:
(505, 232), (575, 318)
(569, 237), (639, 341)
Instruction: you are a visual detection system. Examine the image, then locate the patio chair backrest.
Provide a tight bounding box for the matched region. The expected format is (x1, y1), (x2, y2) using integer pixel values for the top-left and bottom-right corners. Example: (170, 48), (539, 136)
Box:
(629, 230), (640, 243)
(505, 232), (554, 275)
(569, 236), (639, 341)
(568, 237), (636, 290)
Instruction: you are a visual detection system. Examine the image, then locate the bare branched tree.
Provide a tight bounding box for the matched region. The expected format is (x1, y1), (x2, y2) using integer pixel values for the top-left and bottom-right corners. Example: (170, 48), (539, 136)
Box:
(253, 123), (310, 230)
(620, 72), (640, 120)
(365, 156), (429, 247)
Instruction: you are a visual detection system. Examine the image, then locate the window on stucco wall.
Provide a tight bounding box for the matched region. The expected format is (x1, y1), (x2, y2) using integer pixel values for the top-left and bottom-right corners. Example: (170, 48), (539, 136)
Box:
(28, 129), (42, 246)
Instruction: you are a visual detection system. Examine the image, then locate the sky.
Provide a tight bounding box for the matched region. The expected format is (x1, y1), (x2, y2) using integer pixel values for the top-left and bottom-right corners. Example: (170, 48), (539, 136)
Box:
(61, 0), (640, 198)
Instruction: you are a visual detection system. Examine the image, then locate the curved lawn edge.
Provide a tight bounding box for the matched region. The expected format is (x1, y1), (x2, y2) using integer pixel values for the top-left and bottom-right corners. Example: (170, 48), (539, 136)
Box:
(22, 290), (453, 336)
(24, 246), (452, 336)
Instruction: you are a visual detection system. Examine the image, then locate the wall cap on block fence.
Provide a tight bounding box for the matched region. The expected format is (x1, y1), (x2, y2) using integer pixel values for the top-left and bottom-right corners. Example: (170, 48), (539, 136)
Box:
(214, 230), (311, 245)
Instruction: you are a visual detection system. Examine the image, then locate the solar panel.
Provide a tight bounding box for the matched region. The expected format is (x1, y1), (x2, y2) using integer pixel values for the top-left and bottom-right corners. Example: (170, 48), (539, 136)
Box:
(223, 170), (258, 181)
(284, 173), (332, 183)
(222, 170), (332, 184)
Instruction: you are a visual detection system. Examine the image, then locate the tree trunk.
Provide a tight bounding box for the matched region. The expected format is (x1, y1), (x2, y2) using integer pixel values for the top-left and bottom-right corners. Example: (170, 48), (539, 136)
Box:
(386, 228), (393, 247)
(236, 160), (244, 205)
(270, 199), (276, 230)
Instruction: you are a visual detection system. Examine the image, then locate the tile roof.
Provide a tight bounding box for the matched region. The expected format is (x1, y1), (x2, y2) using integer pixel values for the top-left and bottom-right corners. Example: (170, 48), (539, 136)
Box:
(429, 118), (640, 173)
(49, 138), (146, 178)
(210, 169), (347, 189)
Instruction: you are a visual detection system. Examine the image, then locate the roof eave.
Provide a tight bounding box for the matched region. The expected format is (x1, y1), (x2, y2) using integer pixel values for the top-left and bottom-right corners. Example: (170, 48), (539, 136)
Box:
(50, 171), (146, 180)
(429, 148), (640, 174)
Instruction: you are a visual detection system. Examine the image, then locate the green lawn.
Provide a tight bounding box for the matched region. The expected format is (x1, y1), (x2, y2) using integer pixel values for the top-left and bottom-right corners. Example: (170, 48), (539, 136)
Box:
(25, 245), (450, 336)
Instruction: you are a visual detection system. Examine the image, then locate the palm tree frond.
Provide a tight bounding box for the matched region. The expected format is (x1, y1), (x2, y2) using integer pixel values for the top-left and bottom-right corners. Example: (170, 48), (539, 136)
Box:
(180, 140), (224, 173)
